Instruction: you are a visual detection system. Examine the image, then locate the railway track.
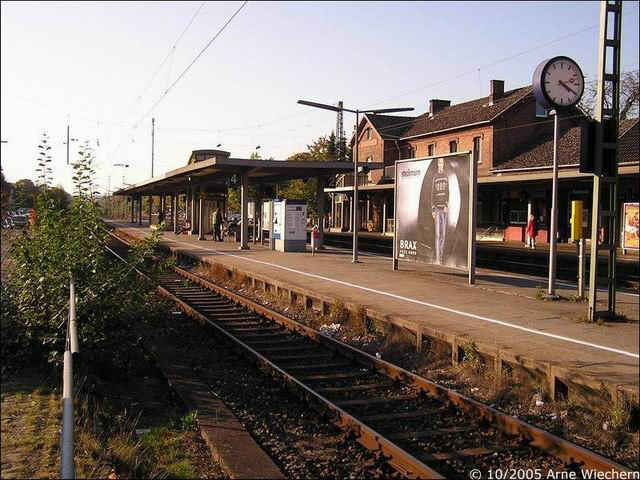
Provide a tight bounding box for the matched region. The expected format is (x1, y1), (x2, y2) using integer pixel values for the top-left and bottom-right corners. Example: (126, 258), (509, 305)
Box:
(150, 264), (630, 478)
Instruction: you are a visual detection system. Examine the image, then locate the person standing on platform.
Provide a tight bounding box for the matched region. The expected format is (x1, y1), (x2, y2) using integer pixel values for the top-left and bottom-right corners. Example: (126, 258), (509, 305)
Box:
(431, 158), (449, 265)
(526, 214), (537, 249)
(213, 207), (223, 242)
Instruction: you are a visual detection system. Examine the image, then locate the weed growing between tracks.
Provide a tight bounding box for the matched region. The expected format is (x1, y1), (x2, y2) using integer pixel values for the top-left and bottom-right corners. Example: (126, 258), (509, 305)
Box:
(191, 260), (640, 470)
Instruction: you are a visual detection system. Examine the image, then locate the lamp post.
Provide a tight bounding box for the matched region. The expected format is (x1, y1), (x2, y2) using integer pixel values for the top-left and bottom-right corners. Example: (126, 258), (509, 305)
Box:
(297, 100), (413, 263)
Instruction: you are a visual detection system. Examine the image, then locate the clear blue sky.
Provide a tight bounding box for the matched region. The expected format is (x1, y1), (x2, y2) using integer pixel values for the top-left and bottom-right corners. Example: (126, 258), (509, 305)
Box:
(1, 1), (638, 194)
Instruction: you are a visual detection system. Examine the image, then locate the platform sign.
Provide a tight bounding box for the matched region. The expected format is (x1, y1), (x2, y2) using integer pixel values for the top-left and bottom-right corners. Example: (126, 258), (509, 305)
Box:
(622, 202), (639, 250)
(393, 152), (476, 278)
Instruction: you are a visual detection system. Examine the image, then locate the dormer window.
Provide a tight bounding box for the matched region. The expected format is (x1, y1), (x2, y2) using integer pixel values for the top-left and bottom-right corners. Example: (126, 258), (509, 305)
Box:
(449, 140), (458, 153)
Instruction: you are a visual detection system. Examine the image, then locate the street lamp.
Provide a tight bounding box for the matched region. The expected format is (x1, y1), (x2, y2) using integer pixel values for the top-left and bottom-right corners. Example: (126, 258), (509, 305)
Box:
(297, 100), (413, 263)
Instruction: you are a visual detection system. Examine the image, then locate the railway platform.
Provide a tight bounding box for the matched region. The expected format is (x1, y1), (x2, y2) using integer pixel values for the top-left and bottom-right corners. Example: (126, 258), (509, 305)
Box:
(108, 220), (639, 405)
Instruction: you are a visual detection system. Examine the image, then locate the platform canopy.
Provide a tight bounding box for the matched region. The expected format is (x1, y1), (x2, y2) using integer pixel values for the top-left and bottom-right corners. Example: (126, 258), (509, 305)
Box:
(114, 149), (382, 197)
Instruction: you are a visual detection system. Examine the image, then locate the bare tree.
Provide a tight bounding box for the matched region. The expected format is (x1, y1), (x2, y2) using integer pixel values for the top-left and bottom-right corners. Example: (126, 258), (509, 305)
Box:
(578, 70), (639, 120)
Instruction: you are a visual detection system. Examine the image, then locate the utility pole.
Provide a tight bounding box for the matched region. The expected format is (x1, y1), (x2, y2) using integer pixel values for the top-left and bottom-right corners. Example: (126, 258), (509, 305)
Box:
(335, 101), (345, 161)
(151, 118), (155, 177)
(66, 125), (70, 165)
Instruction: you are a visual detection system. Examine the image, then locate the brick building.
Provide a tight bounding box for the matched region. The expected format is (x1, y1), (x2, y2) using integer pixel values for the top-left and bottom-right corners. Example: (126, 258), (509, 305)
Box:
(326, 79), (639, 244)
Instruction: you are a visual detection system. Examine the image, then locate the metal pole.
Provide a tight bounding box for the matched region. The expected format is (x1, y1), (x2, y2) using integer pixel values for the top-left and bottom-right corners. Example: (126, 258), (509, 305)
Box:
(151, 118), (155, 178)
(173, 195), (179, 234)
(578, 238), (586, 299)
(69, 276), (78, 354)
(352, 110), (360, 263)
(66, 125), (70, 165)
(547, 111), (560, 297)
(468, 152), (478, 285)
(392, 161), (399, 270)
(239, 174), (249, 250)
(269, 200), (275, 251)
(316, 175), (325, 249)
(198, 192), (205, 241)
(60, 349), (74, 479)
(148, 195), (153, 227)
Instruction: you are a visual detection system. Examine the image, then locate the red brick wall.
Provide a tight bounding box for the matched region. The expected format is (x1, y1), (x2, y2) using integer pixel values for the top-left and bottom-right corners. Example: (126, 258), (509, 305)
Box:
(355, 121), (401, 184)
(403, 125), (494, 176)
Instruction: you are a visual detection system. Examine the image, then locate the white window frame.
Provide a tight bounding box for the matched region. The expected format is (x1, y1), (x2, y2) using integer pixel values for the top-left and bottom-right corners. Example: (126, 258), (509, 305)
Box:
(473, 136), (482, 164)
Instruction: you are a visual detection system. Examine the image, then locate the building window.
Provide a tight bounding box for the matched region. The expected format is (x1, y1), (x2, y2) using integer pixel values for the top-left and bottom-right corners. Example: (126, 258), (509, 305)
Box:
(449, 140), (457, 153)
(427, 144), (435, 156)
(509, 210), (527, 225)
(409, 147), (416, 158)
(366, 156), (373, 163)
(366, 128), (372, 140)
(473, 136), (482, 164)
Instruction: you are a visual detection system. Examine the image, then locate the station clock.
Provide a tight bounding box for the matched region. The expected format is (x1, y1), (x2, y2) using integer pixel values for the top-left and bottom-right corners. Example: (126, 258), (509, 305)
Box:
(532, 56), (585, 110)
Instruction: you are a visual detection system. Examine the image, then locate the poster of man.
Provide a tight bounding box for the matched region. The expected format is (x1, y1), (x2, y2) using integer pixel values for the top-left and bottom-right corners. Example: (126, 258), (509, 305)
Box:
(395, 153), (471, 270)
(622, 202), (639, 250)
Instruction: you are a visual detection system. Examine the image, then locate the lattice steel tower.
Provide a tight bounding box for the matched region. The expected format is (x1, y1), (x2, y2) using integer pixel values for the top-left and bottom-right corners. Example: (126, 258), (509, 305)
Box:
(335, 101), (345, 161)
(588, 0), (622, 320)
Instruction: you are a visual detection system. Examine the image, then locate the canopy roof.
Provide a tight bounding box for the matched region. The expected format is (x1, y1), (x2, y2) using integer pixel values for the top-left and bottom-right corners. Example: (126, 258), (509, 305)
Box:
(114, 150), (382, 196)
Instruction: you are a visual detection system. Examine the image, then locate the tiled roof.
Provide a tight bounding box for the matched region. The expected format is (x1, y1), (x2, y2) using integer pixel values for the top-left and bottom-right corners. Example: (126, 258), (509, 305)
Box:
(618, 118), (639, 164)
(496, 117), (639, 171)
(365, 114), (416, 140)
(400, 87), (533, 139)
(495, 126), (582, 170)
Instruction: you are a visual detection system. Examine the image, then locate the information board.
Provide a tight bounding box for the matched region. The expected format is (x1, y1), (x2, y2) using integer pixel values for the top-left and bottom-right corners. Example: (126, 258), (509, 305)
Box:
(622, 202), (639, 250)
(394, 153), (473, 270)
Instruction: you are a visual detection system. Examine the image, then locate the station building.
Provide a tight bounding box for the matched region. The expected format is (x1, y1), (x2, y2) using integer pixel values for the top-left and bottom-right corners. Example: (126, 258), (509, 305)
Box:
(325, 80), (639, 244)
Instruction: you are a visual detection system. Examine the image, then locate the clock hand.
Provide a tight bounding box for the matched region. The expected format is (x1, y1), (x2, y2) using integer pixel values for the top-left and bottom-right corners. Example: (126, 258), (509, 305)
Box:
(558, 80), (577, 96)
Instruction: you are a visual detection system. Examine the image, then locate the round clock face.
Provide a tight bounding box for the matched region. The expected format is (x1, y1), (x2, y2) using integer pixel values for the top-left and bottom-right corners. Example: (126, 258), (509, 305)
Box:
(533, 56), (585, 109)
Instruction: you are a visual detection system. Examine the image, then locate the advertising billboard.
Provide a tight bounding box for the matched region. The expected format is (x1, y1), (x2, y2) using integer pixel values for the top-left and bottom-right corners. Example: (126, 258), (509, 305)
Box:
(622, 202), (639, 250)
(394, 153), (473, 270)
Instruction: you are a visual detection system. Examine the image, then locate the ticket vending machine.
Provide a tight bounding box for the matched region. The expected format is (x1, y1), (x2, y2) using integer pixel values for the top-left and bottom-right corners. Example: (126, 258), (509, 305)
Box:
(272, 199), (307, 252)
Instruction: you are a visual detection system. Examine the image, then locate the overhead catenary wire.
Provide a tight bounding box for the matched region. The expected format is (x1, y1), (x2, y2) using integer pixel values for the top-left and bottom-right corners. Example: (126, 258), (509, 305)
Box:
(105, 1), (249, 164)
(118, 0), (208, 125)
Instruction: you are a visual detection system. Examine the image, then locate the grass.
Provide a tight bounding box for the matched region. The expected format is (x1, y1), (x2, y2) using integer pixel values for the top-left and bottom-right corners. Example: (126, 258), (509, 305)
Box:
(0, 372), (218, 480)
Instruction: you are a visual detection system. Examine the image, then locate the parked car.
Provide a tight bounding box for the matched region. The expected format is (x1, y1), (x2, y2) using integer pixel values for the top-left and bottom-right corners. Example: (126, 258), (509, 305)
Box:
(11, 214), (28, 227)
(1, 216), (14, 228)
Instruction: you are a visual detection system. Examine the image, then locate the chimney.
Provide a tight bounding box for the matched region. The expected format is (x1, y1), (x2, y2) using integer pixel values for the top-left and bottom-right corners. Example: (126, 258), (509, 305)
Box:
(489, 80), (505, 104)
(429, 99), (451, 117)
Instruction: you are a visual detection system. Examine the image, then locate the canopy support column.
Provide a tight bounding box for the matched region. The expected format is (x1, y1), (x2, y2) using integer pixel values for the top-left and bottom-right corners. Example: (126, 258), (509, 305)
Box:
(198, 189), (205, 241)
(130, 197), (134, 224)
(148, 196), (153, 227)
(239, 173), (249, 250)
(190, 188), (197, 234)
(137, 197), (142, 226)
(173, 194), (179, 234)
(316, 175), (325, 249)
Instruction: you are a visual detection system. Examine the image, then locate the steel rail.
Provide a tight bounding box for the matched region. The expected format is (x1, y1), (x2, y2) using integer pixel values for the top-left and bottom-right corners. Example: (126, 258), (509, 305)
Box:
(157, 276), (443, 479)
(171, 265), (631, 476)
(105, 230), (631, 477)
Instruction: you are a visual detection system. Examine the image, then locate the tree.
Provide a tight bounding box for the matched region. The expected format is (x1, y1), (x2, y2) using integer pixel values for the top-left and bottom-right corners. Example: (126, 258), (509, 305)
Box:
(1, 167), (13, 211)
(12, 179), (39, 209)
(579, 70), (639, 120)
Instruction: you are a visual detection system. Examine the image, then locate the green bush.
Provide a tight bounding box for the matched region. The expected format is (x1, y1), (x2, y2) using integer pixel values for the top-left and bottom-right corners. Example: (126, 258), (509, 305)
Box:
(3, 139), (162, 375)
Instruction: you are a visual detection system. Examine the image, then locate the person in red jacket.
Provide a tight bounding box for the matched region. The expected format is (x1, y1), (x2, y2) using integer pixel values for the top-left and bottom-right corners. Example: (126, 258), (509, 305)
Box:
(526, 214), (537, 249)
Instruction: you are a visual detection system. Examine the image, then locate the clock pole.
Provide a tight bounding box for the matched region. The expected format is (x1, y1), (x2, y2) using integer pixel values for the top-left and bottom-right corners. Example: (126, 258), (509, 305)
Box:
(547, 110), (560, 297)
